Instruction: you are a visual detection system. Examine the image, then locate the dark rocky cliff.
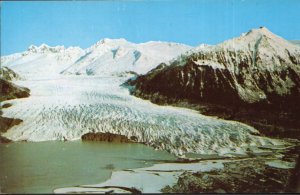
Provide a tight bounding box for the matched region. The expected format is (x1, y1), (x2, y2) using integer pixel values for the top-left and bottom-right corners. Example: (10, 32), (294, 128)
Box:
(0, 68), (30, 142)
(0, 66), (22, 81)
(0, 78), (30, 102)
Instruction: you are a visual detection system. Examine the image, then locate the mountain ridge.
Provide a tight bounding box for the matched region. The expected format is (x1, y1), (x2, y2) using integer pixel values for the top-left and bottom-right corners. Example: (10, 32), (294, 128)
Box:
(61, 38), (192, 76)
(132, 27), (300, 103)
(1, 39), (192, 79)
(127, 27), (300, 139)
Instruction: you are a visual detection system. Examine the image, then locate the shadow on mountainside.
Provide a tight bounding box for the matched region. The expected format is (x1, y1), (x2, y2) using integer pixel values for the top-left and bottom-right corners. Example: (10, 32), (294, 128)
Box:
(0, 77), (30, 143)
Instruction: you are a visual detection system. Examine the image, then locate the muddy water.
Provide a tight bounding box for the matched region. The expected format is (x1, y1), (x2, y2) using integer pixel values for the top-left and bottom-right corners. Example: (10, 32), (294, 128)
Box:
(0, 141), (176, 193)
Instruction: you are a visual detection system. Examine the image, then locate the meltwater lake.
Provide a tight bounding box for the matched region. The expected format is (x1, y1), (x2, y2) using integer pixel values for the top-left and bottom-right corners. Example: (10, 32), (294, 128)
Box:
(0, 141), (176, 193)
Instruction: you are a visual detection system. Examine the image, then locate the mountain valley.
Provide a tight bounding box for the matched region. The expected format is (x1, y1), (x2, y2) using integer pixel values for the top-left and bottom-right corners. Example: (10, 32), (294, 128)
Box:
(1, 27), (300, 193)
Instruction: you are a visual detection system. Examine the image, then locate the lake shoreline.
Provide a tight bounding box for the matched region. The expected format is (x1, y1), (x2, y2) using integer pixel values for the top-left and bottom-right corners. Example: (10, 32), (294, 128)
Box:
(0, 141), (177, 193)
(54, 144), (300, 193)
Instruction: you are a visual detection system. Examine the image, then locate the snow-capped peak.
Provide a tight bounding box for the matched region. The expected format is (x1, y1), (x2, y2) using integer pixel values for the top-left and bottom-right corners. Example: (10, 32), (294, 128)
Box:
(93, 38), (130, 47)
(27, 44), (38, 51)
(100, 38), (128, 44)
(1, 44), (85, 79)
(242, 27), (287, 46)
(62, 39), (192, 76)
(26, 43), (67, 54)
(246, 26), (273, 36)
(240, 26), (272, 37)
(199, 26), (300, 58)
(84, 38), (134, 54)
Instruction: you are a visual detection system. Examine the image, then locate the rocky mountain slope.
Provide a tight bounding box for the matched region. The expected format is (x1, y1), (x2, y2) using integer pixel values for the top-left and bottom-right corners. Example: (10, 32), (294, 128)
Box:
(0, 78), (30, 102)
(0, 67), (30, 141)
(127, 27), (300, 139)
(0, 66), (22, 81)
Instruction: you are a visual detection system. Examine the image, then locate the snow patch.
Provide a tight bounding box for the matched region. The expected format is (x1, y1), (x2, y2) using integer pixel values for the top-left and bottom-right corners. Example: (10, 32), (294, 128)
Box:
(265, 160), (296, 169)
(54, 160), (225, 193)
(193, 59), (225, 69)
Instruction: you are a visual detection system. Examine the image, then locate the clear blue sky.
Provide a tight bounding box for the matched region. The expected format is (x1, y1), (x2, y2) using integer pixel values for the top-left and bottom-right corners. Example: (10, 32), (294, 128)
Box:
(1, 0), (300, 55)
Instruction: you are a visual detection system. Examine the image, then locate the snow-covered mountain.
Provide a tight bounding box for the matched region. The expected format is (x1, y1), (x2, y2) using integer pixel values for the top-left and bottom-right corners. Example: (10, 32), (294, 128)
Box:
(129, 27), (300, 107)
(61, 38), (192, 76)
(1, 44), (84, 79)
(1, 39), (191, 79)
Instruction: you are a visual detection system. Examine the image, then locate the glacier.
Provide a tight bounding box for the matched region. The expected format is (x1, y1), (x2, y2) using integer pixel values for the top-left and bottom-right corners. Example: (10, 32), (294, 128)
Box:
(2, 75), (287, 156)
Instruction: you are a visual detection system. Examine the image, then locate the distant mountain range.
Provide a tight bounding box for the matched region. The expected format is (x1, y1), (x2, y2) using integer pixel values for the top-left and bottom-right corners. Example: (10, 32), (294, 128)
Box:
(1, 29), (299, 81)
(1, 39), (191, 79)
